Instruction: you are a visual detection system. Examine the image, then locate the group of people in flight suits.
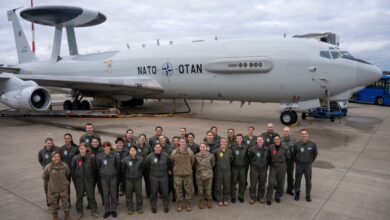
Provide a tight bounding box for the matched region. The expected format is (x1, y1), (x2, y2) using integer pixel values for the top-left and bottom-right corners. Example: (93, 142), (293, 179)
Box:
(38, 122), (318, 220)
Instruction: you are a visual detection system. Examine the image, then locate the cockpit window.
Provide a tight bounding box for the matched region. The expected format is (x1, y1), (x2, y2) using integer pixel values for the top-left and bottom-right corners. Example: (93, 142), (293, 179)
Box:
(320, 51), (332, 59)
(330, 51), (341, 59)
(340, 51), (372, 65)
(340, 51), (354, 59)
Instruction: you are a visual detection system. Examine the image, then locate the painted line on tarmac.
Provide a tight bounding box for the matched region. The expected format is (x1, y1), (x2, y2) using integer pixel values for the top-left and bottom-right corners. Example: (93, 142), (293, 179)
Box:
(0, 184), (51, 215)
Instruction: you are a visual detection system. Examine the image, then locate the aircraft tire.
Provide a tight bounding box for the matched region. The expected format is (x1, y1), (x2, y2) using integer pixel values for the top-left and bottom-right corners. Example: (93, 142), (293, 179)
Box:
(63, 100), (72, 110)
(80, 100), (91, 110)
(301, 112), (307, 120)
(280, 110), (298, 125)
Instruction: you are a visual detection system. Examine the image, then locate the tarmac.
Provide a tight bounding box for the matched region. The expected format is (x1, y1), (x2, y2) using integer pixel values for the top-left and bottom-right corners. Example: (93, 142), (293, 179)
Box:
(0, 100), (389, 220)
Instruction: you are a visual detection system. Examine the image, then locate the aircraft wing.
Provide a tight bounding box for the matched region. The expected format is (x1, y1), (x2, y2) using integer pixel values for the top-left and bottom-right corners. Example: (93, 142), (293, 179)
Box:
(14, 74), (164, 95)
(0, 66), (20, 73)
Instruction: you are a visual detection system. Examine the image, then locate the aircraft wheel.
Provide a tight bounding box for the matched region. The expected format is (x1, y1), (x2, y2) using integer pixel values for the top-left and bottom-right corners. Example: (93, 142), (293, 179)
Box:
(63, 100), (72, 110)
(280, 110), (298, 125)
(375, 96), (384, 105)
(301, 112), (307, 120)
(72, 101), (80, 110)
(80, 100), (91, 110)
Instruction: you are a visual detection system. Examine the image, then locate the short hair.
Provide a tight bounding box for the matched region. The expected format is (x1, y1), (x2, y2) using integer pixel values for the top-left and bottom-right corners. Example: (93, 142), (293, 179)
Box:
(85, 123), (93, 127)
(273, 135), (281, 140)
(139, 133), (146, 138)
(129, 146), (137, 152)
(64, 133), (72, 139)
(300, 128), (308, 133)
(126, 129), (133, 134)
(115, 137), (124, 144)
(187, 132), (195, 138)
(227, 128), (235, 133)
(79, 143), (87, 149)
(155, 126), (163, 131)
(247, 126), (255, 130)
(206, 131), (214, 136)
(180, 127), (187, 132)
(236, 133), (244, 138)
(172, 136), (180, 142)
(51, 151), (60, 158)
(210, 126), (218, 130)
(179, 137), (187, 142)
(45, 137), (53, 143)
(103, 141), (112, 148)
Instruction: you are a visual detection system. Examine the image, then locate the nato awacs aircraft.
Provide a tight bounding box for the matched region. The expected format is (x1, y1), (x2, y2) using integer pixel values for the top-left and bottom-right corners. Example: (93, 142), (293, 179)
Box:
(0, 6), (382, 125)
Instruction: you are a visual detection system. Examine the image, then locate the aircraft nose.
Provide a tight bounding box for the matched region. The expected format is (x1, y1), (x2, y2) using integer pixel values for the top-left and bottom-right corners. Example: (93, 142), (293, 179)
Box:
(356, 63), (382, 86)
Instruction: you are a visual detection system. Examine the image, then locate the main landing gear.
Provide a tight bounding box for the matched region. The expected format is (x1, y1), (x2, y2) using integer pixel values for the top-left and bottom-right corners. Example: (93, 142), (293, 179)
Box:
(280, 109), (298, 125)
(63, 91), (91, 110)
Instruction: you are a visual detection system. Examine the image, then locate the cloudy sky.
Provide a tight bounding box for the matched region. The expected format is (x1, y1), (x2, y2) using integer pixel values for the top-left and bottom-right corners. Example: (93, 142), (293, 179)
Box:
(0, 0), (389, 70)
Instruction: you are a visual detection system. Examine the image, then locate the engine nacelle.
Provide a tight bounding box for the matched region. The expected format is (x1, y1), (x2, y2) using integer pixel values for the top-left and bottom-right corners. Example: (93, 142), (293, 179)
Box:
(0, 74), (51, 110)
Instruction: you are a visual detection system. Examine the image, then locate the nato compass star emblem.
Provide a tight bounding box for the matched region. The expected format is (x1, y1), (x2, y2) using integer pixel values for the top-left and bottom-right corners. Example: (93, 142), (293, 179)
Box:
(162, 62), (173, 77)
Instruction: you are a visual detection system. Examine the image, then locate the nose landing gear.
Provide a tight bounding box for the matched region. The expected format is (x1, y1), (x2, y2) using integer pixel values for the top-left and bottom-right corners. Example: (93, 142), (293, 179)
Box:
(280, 109), (298, 125)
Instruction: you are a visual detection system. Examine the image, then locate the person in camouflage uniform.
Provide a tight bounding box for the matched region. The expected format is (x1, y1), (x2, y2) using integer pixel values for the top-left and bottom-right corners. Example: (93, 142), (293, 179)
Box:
(42, 151), (72, 220)
(38, 137), (57, 206)
(170, 138), (195, 212)
(195, 143), (215, 209)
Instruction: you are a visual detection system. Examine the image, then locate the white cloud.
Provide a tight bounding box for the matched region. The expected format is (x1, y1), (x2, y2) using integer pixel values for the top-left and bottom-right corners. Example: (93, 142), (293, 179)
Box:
(0, 0), (389, 70)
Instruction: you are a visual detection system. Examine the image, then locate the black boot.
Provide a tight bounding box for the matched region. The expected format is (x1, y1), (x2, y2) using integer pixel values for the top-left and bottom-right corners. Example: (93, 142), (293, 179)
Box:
(294, 192), (300, 201)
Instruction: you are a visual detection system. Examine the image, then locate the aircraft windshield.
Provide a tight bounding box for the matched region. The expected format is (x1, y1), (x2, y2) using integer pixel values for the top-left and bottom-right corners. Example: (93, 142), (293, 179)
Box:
(320, 49), (372, 65)
(340, 50), (372, 65)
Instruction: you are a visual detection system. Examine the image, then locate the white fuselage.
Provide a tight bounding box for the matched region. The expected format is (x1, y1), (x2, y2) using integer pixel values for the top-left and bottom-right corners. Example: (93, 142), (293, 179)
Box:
(18, 38), (381, 103)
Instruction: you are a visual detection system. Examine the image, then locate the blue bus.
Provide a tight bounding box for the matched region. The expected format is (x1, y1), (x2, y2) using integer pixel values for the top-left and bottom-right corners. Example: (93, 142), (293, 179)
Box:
(351, 74), (390, 106)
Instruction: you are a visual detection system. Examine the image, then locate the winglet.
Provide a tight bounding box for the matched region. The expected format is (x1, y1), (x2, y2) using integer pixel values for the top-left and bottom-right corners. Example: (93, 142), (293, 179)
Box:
(7, 8), (37, 64)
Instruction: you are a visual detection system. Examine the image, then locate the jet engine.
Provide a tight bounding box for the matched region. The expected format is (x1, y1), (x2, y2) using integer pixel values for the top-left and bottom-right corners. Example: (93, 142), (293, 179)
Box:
(0, 74), (51, 110)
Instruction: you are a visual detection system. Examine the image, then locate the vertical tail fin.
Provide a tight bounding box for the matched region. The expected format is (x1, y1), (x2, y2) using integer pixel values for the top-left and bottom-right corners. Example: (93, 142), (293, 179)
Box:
(7, 8), (37, 64)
